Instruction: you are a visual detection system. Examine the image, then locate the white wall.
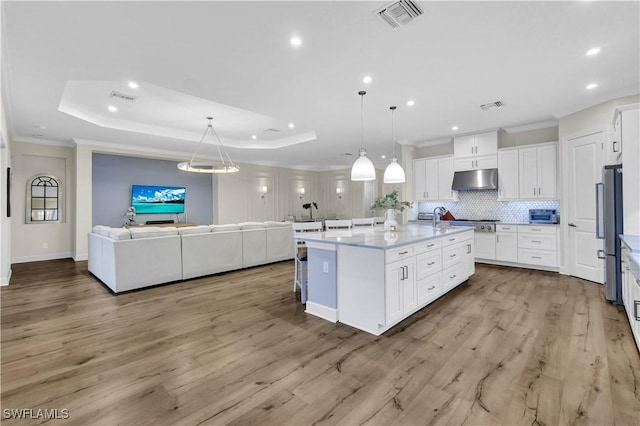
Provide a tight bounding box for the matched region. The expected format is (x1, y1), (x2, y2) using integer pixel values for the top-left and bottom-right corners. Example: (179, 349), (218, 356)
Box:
(10, 141), (75, 263)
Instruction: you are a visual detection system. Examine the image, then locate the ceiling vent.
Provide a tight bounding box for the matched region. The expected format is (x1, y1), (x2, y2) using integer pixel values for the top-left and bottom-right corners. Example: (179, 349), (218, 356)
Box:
(480, 100), (504, 111)
(264, 128), (281, 133)
(376, 0), (424, 28)
(109, 91), (137, 102)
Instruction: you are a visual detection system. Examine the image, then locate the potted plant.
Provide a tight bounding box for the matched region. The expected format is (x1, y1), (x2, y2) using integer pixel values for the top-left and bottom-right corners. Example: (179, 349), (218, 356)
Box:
(373, 190), (411, 231)
(302, 201), (318, 220)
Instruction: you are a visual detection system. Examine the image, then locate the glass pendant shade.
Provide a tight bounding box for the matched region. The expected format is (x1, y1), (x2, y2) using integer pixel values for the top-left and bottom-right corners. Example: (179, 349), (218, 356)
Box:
(383, 105), (406, 184)
(351, 90), (376, 182)
(351, 148), (376, 181)
(383, 156), (406, 183)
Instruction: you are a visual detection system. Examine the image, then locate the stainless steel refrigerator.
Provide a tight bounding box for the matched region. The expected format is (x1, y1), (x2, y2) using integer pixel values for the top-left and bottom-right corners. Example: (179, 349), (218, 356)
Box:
(596, 164), (623, 304)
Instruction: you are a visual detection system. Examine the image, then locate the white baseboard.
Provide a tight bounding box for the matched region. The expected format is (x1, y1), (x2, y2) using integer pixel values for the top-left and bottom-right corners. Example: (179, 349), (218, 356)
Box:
(74, 253), (88, 261)
(0, 268), (12, 286)
(11, 252), (73, 264)
(305, 301), (338, 323)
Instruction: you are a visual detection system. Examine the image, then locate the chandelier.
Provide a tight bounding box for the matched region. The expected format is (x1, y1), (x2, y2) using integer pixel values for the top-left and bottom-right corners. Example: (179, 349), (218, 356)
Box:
(177, 117), (240, 173)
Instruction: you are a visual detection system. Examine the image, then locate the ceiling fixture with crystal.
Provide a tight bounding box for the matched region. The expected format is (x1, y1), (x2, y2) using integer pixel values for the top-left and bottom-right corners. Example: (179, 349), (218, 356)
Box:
(177, 116), (240, 173)
(383, 105), (406, 183)
(351, 91), (376, 181)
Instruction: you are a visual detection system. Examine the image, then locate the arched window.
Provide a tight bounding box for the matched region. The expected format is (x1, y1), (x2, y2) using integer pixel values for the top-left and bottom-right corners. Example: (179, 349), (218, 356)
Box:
(26, 175), (63, 223)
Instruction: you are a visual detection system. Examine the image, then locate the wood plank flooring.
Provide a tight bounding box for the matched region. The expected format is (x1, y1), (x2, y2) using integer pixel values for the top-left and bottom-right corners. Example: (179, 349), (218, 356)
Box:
(2, 259), (639, 425)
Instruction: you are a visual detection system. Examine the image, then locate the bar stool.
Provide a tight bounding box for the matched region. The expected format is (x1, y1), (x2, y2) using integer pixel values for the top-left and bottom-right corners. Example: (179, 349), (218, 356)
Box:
(324, 219), (353, 230)
(352, 217), (375, 228)
(292, 222), (323, 303)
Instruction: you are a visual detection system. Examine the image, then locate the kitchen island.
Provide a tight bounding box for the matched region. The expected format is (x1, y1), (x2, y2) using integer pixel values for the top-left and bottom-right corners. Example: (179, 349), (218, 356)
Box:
(296, 224), (474, 335)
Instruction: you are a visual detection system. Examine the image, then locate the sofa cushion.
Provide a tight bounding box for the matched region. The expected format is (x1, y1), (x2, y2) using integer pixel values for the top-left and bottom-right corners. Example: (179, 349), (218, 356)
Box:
(92, 225), (111, 237)
(264, 221), (292, 228)
(108, 228), (132, 240)
(239, 222), (266, 230)
(210, 224), (242, 232)
(178, 225), (211, 235)
(129, 227), (179, 239)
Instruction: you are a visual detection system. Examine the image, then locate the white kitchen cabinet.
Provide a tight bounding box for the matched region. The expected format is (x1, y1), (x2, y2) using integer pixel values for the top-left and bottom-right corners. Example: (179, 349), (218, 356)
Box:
(385, 258), (416, 325)
(416, 250), (441, 280)
(497, 149), (519, 200)
(495, 224), (518, 262)
(461, 239), (475, 277)
(437, 156), (457, 200)
(453, 131), (498, 171)
(474, 233), (496, 260)
(413, 156), (457, 201)
(517, 225), (558, 267)
(615, 104), (640, 235)
(518, 143), (558, 199)
(621, 246), (640, 353)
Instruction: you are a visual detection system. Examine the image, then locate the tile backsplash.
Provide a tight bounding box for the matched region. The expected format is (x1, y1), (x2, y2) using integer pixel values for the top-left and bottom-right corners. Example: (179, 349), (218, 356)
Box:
(416, 190), (560, 223)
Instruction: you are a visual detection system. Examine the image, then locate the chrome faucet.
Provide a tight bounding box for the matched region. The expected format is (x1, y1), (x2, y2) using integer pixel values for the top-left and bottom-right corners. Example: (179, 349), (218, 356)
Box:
(433, 206), (446, 227)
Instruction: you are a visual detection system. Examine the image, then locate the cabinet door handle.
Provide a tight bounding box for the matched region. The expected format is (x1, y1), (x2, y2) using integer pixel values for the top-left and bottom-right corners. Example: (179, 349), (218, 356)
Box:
(538, 187), (541, 196)
(496, 235), (500, 243)
(467, 244), (472, 254)
(533, 187), (536, 195)
(399, 251), (409, 255)
(404, 266), (409, 279)
(450, 254), (457, 258)
(568, 223), (577, 228)
(427, 243), (435, 247)
(597, 250), (606, 259)
(634, 301), (640, 321)
(613, 140), (619, 153)
(450, 274), (457, 279)
(532, 256), (542, 259)
(428, 286), (436, 291)
(532, 240), (542, 243)
(449, 238), (455, 242)
(427, 262), (435, 266)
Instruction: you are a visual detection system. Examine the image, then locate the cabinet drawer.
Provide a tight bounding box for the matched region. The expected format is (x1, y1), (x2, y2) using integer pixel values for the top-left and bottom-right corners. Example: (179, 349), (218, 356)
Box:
(442, 264), (464, 291)
(496, 224), (517, 233)
(416, 251), (442, 280)
(442, 244), (462, 269)
(414, 238), (441, 254)
(517, 225), (557, 235)
(518, 233), (557, 251)
(385, 245), (414, 263)
(417, 273), (441, 306)
(518, 248), (557, 267)
(442, 231), (473, 247)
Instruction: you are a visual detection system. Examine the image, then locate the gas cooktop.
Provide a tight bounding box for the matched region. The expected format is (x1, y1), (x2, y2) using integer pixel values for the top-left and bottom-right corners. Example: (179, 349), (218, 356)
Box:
(448, 219), (499, 232)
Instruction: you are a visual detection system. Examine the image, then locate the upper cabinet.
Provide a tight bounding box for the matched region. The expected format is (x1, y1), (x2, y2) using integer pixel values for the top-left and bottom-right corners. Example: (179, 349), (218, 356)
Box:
(518, 142), (558, 199)
(616, 104), (640, 235)
(453, 131), (498, 171)
(413, 155), (458, 202)
(497, 148), (519, 200)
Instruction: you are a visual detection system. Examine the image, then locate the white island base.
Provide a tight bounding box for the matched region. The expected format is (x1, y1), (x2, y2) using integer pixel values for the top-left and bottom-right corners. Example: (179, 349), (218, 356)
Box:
(298, 226), (475, 336)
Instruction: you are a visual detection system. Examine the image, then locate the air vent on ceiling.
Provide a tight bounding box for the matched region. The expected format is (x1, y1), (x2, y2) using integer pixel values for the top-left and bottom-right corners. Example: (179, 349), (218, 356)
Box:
(109, 91), (137, 102)
(480, 100), (504, 111)
(376, 0), (424, 28)
(264, 128), (281, 133)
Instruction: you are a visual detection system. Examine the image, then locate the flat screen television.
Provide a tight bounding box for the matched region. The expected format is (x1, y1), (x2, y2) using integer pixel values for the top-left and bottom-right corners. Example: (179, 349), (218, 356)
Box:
(131, 185), (185, 214)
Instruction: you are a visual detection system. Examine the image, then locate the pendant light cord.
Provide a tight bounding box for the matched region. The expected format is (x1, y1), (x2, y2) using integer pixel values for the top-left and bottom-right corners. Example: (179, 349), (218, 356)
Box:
(390, 105), (397, 157)
(359, 90), (366, 151)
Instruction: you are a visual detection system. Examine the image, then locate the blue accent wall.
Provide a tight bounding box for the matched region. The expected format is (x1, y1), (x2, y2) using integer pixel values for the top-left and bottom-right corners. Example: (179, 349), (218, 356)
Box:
(307, 247), (337, 309)
(92, 153), (213, 227)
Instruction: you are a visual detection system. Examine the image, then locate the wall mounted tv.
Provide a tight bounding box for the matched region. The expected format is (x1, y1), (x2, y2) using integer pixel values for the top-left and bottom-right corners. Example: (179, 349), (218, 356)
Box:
(131, 185), (185, 214)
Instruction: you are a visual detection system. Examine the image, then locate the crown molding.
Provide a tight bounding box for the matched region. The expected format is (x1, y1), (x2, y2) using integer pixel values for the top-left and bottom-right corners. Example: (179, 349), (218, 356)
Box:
(13, 136), (76, 147)
(413, 137), (453, 148)
(502, 121), (558, 134)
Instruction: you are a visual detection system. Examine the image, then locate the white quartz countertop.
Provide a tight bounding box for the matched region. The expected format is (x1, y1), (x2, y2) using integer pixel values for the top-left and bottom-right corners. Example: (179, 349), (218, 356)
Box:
(410, 220), (559, 227)
(295, 224), (472, 250)
(621, 234), (640, 252)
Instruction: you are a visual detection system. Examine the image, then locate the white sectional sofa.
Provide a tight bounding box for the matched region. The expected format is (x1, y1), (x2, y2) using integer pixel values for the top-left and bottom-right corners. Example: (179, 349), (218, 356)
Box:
(88, 221), (293, 293)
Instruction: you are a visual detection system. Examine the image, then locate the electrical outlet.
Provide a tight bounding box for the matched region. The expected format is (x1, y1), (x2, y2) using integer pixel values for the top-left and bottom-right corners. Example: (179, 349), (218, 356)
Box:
(323, 261), (329, 273)
(42, 243), (48, 249)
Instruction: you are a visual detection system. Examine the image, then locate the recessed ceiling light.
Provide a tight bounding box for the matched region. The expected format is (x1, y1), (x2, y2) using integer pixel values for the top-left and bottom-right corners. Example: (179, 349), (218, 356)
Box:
(290, 37), (302, 46)
(381, 154), (386, 159)
(108, 105), (117, 112)
(586, 47), (600, 56)
(363, 75), (372, 84)
(406, 100), (415, 107)
(251, 135), (257, 140)
(288, 123), (295, 129)
(452, 126), (459, 131)
(128, 81), (139, 89)
(586, 83), (598, 90)
(33, 125), (46, 130)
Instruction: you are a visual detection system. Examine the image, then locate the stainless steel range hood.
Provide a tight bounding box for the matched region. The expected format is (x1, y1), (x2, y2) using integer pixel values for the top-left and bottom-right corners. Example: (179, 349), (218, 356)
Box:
(451, 169), (498, 191)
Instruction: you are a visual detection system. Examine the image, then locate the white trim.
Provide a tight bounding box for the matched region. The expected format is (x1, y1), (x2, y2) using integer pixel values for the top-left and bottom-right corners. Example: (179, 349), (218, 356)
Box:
(502, 120), (558, 134)
(475, 259), (559, 273)
(73, 254), (88, 261)
(612, 103), (640, 125)
(12, 137), (76, 148)
(413, 137), (452, 148)
(11, 252), (73, 264)
(305, 241), (337, 251)
(0, 269), (12, 286)
(305, 301), (338, 323)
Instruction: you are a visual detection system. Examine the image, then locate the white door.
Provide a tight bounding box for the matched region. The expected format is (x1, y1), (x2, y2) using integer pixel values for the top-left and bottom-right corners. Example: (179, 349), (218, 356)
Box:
(424, 158), (438, 200)
(453, 135), (475, 158)
(474, 131), (498, 156)
(537, 145), (558, 199)
(518, 147), (538, 199)
(566, 131), (605, 283)
(498, 149), (519, 199)
(414, 159), (426, 201)
(437, 157), (455, 200)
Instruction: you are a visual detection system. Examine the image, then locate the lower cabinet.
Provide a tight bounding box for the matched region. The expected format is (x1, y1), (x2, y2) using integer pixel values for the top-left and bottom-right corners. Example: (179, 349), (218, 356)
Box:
(621, 247), (640, 353)
(474, 233), (496, 260)
(385, 259), (416, 325)
(517, 225), (558, 267)
(417, 272), (441, 306)
(496, 225), (518, 262)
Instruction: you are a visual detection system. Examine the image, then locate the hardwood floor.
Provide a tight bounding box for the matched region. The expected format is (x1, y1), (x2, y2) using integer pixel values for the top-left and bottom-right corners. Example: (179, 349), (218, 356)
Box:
(2, 259), (639, 425)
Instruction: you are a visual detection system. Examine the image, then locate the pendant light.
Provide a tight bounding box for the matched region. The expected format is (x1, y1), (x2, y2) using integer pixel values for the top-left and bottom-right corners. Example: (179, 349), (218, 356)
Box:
(383, 105), (406, 183)
(350, 91), (376, 181)
(177, 117), (240, 173)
